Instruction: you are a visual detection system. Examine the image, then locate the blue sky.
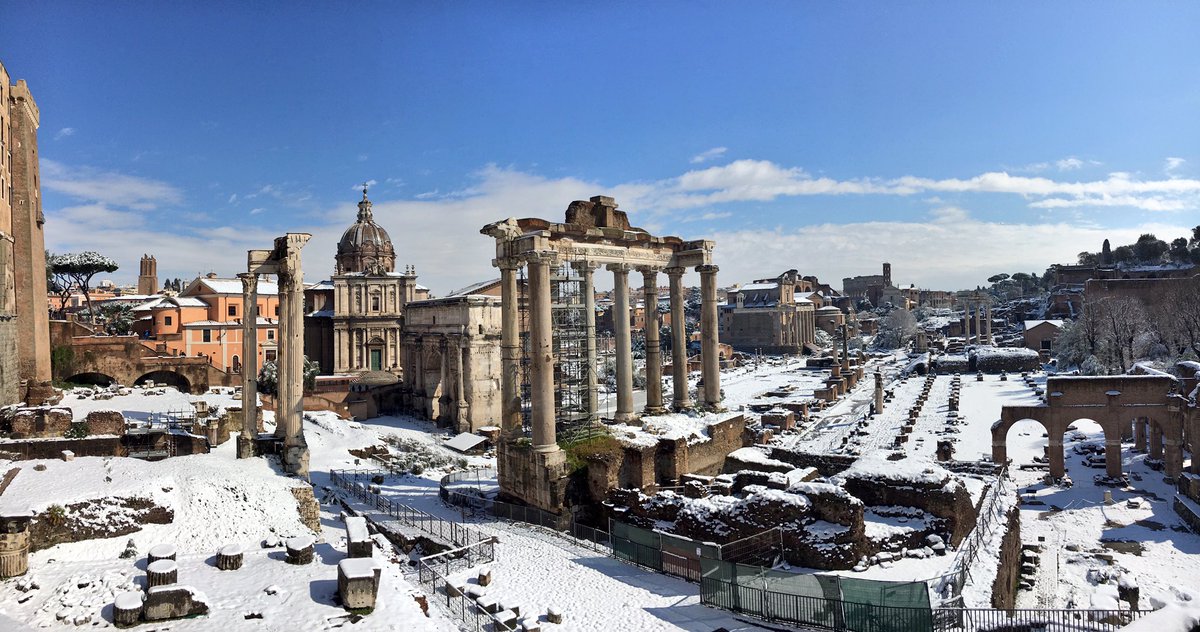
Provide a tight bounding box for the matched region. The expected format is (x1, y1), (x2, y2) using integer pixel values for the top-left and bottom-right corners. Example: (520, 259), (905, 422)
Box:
(3, 2), (1198, 292)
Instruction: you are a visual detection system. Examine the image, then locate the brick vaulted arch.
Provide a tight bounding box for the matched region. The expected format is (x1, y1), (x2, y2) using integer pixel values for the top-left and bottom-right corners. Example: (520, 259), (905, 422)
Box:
(995, 375), (1188, 481)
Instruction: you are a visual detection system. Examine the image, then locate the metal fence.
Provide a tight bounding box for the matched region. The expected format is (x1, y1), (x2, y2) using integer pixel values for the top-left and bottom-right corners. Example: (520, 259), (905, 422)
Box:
(934, 607), (1153, 632)
(702, 575), (933, 632)
(417, 542), (514, 632)
(330, 469), (492, 548)
(932, 469), (1012, 606)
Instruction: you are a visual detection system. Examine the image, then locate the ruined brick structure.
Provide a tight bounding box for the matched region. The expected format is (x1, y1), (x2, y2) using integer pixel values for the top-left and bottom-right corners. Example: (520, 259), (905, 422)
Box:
(0, 60), (51, 406)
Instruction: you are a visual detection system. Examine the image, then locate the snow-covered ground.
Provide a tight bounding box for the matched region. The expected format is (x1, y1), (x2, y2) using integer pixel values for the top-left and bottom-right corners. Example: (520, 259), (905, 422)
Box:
(4, 352), (1199, 629)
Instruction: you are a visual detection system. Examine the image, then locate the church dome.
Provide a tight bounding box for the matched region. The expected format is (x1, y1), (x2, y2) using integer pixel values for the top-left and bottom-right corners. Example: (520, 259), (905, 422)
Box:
(336, 187), (396, 275)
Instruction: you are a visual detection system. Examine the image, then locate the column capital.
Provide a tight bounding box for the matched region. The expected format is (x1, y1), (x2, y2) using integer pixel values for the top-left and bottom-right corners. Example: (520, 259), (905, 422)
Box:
(638, 265), (664, 279)
(664, 266), (687, 278)
(237, 272), (258, 291)
(695, 264), (720, 275)
(523, 250), (559, 267)
(493, 256), (522, 271)
(606, 262), (635, 273)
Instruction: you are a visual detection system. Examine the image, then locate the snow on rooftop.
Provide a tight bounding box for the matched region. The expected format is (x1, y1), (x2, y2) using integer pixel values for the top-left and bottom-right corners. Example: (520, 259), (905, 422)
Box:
(1023, 319), (1064, 330)
(195, 277), (279, 295)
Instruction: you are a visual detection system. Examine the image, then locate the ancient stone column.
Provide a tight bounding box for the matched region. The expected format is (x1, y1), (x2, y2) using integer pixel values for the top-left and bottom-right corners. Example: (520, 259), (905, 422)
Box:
(697, 264), (722, 409)
(578, 262), (599, 421)
(840, 324), (851, 372)
(275, 273), (291, 441)
(1164, 437), (1183, 480)
(527, 252), (559, 450)
(641, 267), (665, 415)
(497, 258), (522, 436)
(874, 372), (884, 414)
(1048, 433), (1066, 479)
(962, 309), (969, 343)
(974, 305), (982, 346)
(237, 273), (258, 459)
(413, 337), (426, 412)
(1105, 435), (1123, 479)
(455, 334), (469, 432)
(279, 234), (311, 477)
(1134, 418), (1148, 452)
(666, 267), (691, 411)
(1149, 422), (1164, 460)
(609, 264), (637, 424)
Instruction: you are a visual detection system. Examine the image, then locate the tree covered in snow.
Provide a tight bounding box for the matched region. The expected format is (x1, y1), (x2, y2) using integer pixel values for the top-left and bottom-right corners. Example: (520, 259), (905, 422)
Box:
(101, 303), (135, 336)
(257, 356), (319, 395)
(1148, 274), (1200, 362)
(45, 252), (75, 318)
(48, 251), (118, 324)
(873, 308), (917, 350)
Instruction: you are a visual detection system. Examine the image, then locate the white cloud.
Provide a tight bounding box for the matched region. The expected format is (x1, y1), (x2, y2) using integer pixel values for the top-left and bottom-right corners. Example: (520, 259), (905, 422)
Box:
(41, 160), (183, 210)
(41, 157), (1200, 295)
(1165, 157), (1186, 173)
(1055, 157), (1084, 171)
(689, 147), (728, 164)
(54, 127), (76, 140)
(711, 217), (1194, 292)
(351, 179), (378, 191)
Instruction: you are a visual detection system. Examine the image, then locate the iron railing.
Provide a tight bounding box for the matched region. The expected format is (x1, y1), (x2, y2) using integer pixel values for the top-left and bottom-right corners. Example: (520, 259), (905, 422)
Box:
(417, 542), (514, 632)
(330, 469), (491, 548)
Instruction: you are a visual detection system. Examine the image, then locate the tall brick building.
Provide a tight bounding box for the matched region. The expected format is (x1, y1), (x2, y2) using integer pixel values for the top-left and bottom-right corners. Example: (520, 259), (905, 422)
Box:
(0, 60), (51, 405)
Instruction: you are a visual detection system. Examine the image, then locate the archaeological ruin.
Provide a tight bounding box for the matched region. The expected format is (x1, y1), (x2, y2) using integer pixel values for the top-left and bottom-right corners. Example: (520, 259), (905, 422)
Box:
(481, 196), (722, 513)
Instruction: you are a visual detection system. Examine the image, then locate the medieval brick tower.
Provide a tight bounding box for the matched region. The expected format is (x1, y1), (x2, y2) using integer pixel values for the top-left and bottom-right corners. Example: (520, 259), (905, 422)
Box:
(138, 254), (158, 295)
(0, 60), (51, 405)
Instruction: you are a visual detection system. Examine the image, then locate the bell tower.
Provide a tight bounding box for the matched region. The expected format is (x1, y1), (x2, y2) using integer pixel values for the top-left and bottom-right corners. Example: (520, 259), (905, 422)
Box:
(138, 254), (158, 295)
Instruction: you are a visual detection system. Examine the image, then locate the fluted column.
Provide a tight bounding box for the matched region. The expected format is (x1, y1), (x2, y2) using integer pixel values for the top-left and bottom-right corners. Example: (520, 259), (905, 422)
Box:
(496, 258), (522, 436)
(277, 233), (310, 477)
(697, 264), (722, 409)
(575, 262), (599, 421)
(666, 267), (691, 410)
(641, 267), (665, 415)
(528, 252), (559, 450)
(609, 264), (637, 424)
(974, 305), (982, 346)
(237, 273), (258, 458)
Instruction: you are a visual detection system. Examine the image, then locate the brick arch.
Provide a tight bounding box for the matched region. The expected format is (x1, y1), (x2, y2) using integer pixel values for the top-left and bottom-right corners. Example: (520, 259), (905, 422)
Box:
(63, 371), (119, 388)
(134, 370), (192, 393)
(991, 412), (1063, 477)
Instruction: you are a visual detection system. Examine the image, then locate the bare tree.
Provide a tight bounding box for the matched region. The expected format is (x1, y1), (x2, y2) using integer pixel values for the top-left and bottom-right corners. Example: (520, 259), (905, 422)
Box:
(1093, 296), (1150, 372)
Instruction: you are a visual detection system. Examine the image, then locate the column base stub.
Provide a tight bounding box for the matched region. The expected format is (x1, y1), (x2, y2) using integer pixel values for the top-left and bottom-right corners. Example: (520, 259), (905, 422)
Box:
(642, 406), (668, 416)
(614, 412), (641, 426)
(497, 441), (571, 516)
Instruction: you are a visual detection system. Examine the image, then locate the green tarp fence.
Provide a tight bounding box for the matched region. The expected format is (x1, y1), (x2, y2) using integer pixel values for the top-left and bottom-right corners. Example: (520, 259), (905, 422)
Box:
(700, 556), (933, 632)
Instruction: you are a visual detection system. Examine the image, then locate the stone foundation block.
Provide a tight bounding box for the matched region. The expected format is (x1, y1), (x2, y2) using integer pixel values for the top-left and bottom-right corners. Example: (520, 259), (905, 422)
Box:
(143, 585), (209, 622)
(337, 558), (381, 611)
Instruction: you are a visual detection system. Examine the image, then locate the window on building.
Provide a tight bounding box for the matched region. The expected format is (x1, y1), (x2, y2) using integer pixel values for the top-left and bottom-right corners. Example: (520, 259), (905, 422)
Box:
(268, 329), (275, 340)
(371, 295), (380, 311)
(164, 316), (172, 326)
(202, 329), (212, 343)
(265, 349), (277, 362)
(228, 305), (237, 317)
(274, 305), (279, 316)
(232, 355), (241, 374)
(1041, 339), (1052, 350)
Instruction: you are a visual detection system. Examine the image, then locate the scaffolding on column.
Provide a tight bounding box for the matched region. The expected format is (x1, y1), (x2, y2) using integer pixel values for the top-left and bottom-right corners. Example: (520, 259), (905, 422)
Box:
(518, 267), (532, 435)
(551, 261), (590, 423)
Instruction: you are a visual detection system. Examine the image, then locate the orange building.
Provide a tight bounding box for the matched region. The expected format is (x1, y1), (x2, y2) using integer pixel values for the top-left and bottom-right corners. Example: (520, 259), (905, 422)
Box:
(133, 275), (281, 374)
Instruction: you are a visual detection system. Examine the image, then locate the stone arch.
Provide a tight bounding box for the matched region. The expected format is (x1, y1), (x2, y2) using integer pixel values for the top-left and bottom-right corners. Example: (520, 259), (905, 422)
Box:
(991, 414), (1061, 476)
(135, 370), (192, 393)
(64, 372), (118, 388)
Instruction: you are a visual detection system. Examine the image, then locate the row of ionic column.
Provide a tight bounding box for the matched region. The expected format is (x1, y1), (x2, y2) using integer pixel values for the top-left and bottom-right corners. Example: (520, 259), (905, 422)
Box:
(496, 253), (722, 452)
